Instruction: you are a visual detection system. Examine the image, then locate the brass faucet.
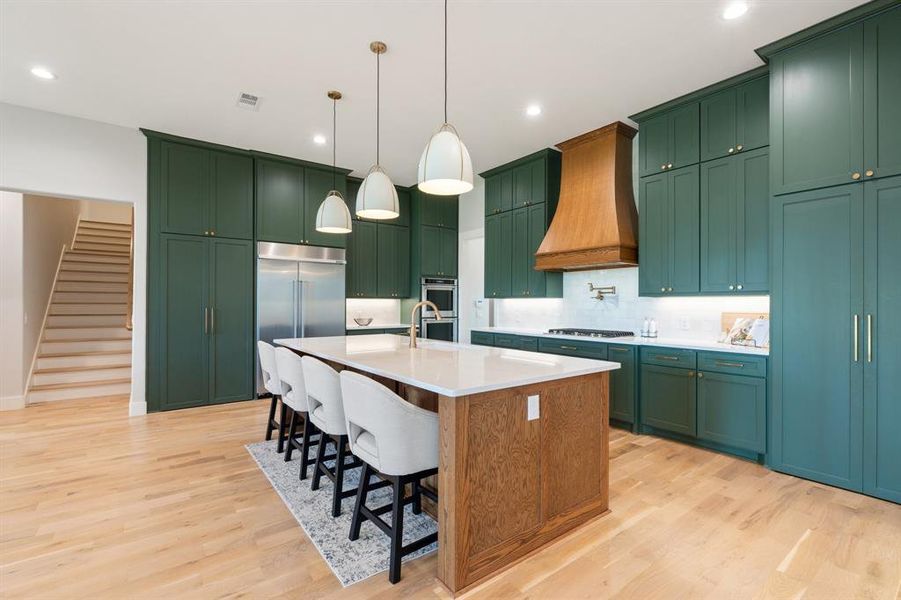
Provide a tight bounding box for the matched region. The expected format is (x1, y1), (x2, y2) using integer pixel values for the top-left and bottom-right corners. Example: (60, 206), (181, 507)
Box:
(409, 300), (441, 348)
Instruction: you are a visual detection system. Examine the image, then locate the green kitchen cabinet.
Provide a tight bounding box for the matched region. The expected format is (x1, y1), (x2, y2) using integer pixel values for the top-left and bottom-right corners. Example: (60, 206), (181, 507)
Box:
(493, 333), (538, 352)
(770, 183), (864, 491)
(700, 148), (769, 293)
(346, 220), (378, 298)
(485, 171), (513, 216)
(420, 225), (456, 277)
(377, 225), (410, 298)
(510, 208), (530, 296)
(393, 187), (412, 228)
(608, 345), (638, 427)
(485, 211), (513, 298)
(863, 175), (901, 503)
(512, 158), (547, 209)
(208, 238), (254, 404)
(439, 227), (458, 277)
(509, 204), (562, 298)
(538, 338), (608, 360)
(470, 330), (496, 346)
(256, 158), (305, 243)
(640, 364), (697, 437)
(863, 7), (901, 182)
(420, 191), (458, 229)
(303, 167), (347, 248)
(153, 234), (253, 411)
(639, 165), (699, 295)
(700, 76), (769, 162)
(159, 141), (253, 239)
(638, 102), (699, 176)
(697, 371), (766, 453)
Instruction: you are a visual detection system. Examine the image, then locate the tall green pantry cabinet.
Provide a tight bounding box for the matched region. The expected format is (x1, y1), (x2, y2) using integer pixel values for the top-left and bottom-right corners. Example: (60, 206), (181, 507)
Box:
(146, 132), (255, 412)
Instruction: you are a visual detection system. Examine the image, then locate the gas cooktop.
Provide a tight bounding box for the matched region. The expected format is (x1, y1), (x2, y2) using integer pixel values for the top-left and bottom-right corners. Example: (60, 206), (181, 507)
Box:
(547, 328), (635, 338)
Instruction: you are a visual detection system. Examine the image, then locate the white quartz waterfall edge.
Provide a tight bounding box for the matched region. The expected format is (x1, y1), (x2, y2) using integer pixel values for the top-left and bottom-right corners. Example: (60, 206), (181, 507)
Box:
(245, 440), (437, 586)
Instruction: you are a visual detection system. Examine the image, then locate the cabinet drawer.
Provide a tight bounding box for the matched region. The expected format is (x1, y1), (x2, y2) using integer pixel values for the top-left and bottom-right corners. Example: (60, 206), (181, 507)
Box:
(346, 328), (385, 336)
(697, 352), (766, 377)
(470, 331), (495, 346)
(641, 347), (697, 369)
(538, 338), (607, 360)
(383, 327), (409, 335)
(494, 333), (538, 352)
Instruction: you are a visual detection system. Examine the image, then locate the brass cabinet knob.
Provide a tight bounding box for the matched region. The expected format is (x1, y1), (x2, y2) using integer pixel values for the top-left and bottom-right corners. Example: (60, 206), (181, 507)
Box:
(698, 372), (704, 378)
(852, 172), (861, 180)
(736, 144), (743, 151)
(737, 284), (743, 290)
(865, 169), (874, 177)
(661, 164), (667, 170)
(728, 148), (734, 153)
(210, 230), (215, 236)
(667, 287), (673, 292)
(729, 285), (735, 290)
(688, 371), (695, 377)
(667, 163), (673, 168)
(661, 287), (666, 292)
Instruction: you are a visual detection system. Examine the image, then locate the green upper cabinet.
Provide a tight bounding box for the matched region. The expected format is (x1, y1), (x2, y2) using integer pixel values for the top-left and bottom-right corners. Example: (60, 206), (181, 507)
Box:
(256, 158), (305, 243)
(420, 225), (456, 277)
(376, 225), (410, 298)
(700, 148), (769, 293)
(394, 187), (412, 228)
(638, 102), (699, 176)
(346, 220), (378, 298)
(159, 141), (253, 240)
(420, 191), (458, 229)
(509, 203), (562, 298)
(485, 211), (512, 298)
(700, 76), (769, 162)
(485, 171), (513, 216)
(439, 227), (458, 277)
(512, 158), (547, 209)
(639, 165), (699, 296)
(303, 167), (347, 248)
(863, 175), (901, 503)
(863, 7), (901, 182)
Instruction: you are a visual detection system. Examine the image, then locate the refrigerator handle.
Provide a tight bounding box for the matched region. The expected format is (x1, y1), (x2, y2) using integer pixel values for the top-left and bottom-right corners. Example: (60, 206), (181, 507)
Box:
(296, 280), (305, 337)
(292, 280), (298, 338)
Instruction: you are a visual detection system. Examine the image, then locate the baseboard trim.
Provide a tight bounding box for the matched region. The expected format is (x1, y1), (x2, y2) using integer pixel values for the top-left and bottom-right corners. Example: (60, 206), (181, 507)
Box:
(0, 395), (26, 411)
(128, 397), (147, 417)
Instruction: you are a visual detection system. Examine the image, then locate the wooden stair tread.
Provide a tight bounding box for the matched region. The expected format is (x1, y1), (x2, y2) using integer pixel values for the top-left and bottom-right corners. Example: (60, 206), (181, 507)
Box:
(42, 336), (131, 343)
(30, 377), (131, 391)
(39, 349), (132, 358)
(45, 324), (130, 330)
(33, 364), (131, 374)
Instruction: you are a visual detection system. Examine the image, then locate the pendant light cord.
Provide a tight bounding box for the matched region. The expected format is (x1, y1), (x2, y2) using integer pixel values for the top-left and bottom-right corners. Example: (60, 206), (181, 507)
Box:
(444, 0), (448, 124)
(376, 49), (380, 165)
(332, 97), (337, 190)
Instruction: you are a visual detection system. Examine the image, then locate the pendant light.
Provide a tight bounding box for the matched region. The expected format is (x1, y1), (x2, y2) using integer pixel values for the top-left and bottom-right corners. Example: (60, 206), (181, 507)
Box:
(417, 0), (473, 196)
(315, 90), (353, 234)
(356, 41), (400, 220)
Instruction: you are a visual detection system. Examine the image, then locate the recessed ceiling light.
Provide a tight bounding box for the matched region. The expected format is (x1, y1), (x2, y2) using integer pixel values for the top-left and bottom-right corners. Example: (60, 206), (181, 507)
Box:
(30, 66), (56, 80)
(526, 104), (542, 117)
(722, 1), (748, 20)
(313, 134), (327, 145)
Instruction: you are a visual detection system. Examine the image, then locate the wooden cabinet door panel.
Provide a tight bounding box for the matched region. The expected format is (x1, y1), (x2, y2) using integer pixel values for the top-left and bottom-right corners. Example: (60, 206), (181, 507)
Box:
(697, 372), (766, 453)
(700, 157), (737, 292)
(863, 8), (901, 181)
(640, 364), (697, 436)
(304, 168), (347, 248)
(160, 142), (209, 236)
(700, 89), (736, 162)
(158, 234), (209, 410)
(668, 165), (700, 293)
(736, 76), (770, 153)
(736, 148), (770, 292)
(209, 238), (254, 404)
(863, 175), (901, 503)
(256, 159), (304, 243)
(639, 173), (668, 295)
(770, 183), (863, 490)
(639, 113), (669, 176)
(669, 103), (700, 170)
(771, 25), (864, 194)
(210, 151), (253, 240)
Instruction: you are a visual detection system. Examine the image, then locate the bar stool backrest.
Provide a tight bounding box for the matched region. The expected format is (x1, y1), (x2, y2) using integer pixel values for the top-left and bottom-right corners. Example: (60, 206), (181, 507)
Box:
(257, 341), (283, 396)
(274, 348), (308, 413)
(301, 356), (347, 436)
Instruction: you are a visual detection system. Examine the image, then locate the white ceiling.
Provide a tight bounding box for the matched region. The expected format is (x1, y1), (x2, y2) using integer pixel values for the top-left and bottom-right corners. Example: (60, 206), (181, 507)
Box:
(1, 0), (866, 186)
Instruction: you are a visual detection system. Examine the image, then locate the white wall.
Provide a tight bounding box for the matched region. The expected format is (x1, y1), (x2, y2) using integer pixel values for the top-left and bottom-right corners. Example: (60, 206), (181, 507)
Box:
(79, 198), (132, 224)
(457, 177), (487, 343)
(0, 103), (148, 415)
(0, 192), (26, 409)
(22, 195), (82, 388)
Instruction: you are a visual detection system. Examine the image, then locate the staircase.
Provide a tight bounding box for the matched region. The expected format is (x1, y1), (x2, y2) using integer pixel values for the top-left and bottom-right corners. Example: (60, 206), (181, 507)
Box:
(28, 219), (133, 403)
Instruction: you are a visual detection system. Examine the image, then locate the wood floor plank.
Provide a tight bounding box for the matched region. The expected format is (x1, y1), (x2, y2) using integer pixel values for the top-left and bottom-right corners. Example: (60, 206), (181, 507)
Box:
(1, 396), (899, 599)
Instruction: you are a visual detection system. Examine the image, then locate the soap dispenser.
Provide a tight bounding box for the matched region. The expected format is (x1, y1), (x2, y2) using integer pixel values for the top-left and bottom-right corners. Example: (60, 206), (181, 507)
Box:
(641, 318), (650, 338)
(648, 318), (658, 339)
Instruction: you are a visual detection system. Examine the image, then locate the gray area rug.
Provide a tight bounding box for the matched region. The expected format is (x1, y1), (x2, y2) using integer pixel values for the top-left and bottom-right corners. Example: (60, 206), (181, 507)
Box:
(245, 440), (438, 586)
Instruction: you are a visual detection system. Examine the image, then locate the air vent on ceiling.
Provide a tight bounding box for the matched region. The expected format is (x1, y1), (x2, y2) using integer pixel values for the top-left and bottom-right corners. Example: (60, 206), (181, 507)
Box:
(236, 92), (261, 111)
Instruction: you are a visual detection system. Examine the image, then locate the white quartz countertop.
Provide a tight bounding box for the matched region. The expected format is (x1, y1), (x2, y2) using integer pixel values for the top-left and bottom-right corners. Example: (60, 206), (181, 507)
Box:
(345, 323), (409, 331)
(471, 327), (769, 356)
(274, 334), (620, 397)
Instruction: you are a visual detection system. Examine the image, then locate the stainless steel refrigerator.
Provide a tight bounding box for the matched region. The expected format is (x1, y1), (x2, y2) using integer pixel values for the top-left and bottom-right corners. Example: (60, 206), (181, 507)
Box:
(256, 242), (346, 395)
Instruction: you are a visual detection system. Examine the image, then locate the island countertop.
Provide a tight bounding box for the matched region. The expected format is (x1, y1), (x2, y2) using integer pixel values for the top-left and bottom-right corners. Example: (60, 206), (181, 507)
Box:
(274, 334), (620, 397)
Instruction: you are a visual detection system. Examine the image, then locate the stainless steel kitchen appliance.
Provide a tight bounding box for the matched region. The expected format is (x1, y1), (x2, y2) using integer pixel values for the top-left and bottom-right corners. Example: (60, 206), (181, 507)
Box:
(256, 242), (346, 394)
(421, 317), (458, 342)
(547, 328), (635, 338)
(421, 277), (457, 318)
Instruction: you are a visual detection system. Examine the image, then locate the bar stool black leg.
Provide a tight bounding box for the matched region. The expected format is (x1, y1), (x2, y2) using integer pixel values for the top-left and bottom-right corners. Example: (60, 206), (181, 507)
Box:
(332, 437), (348, 517)
(276, 402), (289, 453)
(388, 478), (405, 584)
(265, 395), (278, 441)
(284, 411), (299, 462)
(349, 463), (371, 541)
(411, 479), (422, 515)
(311, 434), (328, 491)
(299, 418), (316, 481)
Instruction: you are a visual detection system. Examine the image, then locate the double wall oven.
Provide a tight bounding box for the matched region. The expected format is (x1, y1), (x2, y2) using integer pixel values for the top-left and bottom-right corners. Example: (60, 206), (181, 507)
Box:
(420, 277), (458, 341)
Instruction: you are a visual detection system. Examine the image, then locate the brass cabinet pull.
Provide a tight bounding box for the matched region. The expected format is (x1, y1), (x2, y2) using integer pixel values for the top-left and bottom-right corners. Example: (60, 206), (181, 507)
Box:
(661, 164), (667, 170)
(559, 345), (578, 350)
(609, 347), (629, 353)
(853, 314), (859, 362)
(667, 287), (673, 292)
(204, 307), (209, 334)
(656, 355), (680, 362)
(852, 172), (861, 180)
(697, 372), (704, 378)
(210, 230), (216, 236)
(715, 360), (744, 368)
(865, 169), (874, 177)
(729, 284), (735, 290)
(737, 284), (743, 290)
(728, 147), (735, 154)
(736, 144), (743, 151)
(210, 308), (215, 334)
(667, 163), (673, 168)
(688, 371), (695, 377)
(204, 230), (210, 235)
(660, 287), (666, 292)
(867, 314), (873, 363)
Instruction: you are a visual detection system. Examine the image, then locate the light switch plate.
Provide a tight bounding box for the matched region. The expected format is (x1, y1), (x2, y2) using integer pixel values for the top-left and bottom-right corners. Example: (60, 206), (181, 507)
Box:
(527, 394), (540, 421)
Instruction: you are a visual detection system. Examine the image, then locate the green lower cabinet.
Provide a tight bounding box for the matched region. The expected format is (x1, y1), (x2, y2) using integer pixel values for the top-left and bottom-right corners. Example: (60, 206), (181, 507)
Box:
(640, 364), (697, 437)
(697, 371), (765, 453)
(538, 338), (607, 360)
(493, 333), (538, 352)
(607, 345), (637, 426)
(470, 331), (495, 346)
(347, 327), (409, 336)
(209, 239), (254, 404)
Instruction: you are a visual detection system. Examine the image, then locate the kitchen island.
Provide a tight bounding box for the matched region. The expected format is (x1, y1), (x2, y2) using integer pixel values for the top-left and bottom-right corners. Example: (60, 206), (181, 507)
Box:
(275, 334), (620, 594)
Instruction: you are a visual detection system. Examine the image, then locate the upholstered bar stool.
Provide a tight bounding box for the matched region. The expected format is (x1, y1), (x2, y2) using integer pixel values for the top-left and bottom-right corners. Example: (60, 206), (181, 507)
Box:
(274, 347), (320, 478)
(257, 341), (288, 453)
(302, 356), (363, 517)
(340, 371), (439, 584)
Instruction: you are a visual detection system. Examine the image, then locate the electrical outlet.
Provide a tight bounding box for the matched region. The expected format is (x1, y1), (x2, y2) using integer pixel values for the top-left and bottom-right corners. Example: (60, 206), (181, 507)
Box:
(679, 318), (690, 330)
(527, 395), (540, 421)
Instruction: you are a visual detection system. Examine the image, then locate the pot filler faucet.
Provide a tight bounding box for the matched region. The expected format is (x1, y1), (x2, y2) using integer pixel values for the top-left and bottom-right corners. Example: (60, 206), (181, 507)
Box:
(409, 300), (442, 349)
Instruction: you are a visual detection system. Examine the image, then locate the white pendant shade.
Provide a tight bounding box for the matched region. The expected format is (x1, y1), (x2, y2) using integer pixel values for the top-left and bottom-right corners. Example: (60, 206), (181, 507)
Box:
(356, 165), (399, 220)
(315, 190), (353, 234)
(417, 123), (474, 196)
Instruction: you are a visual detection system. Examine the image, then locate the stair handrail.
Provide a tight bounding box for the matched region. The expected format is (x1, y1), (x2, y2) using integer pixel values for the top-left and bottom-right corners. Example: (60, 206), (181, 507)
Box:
(126, 206), (134, 331)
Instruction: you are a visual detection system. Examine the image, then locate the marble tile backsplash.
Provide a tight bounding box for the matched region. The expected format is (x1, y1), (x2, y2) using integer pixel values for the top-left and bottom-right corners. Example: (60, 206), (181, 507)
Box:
(494, 268), (769, 340)
(345, 298), (402, 327)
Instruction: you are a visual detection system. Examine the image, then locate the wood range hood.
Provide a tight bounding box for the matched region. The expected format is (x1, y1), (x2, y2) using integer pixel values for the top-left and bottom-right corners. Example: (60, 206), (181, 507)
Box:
(536, 121), (639, 271)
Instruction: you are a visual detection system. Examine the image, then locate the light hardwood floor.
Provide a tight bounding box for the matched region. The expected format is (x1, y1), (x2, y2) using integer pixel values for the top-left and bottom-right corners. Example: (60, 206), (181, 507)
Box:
(1, 397), (899, 599)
